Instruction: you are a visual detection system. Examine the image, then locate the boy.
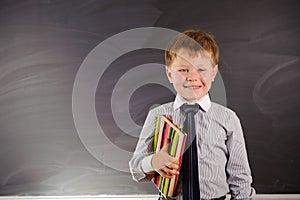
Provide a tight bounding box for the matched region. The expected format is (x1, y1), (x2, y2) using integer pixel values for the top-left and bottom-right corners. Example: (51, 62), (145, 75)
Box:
(129, 30), (255, 200)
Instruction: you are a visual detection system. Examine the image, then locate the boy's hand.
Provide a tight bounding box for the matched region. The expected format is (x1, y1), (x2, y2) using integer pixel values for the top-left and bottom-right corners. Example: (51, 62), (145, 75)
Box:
(151, 145), (180, 179)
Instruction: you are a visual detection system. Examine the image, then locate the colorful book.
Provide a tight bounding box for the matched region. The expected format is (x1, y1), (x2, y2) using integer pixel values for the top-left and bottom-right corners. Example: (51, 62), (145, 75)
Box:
(152, 115), (187, 198)
(168, 130), (186, 196)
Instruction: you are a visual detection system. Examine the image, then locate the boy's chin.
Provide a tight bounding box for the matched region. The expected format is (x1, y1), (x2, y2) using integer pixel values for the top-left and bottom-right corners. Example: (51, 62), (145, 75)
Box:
(182, 95), (205, 103)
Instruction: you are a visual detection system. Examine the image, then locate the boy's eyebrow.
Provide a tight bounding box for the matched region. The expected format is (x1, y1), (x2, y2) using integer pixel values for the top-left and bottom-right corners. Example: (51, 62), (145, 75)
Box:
(186, 63), (205, 68)
(196, 64), (204, 68)
(179, 65), (189, 68)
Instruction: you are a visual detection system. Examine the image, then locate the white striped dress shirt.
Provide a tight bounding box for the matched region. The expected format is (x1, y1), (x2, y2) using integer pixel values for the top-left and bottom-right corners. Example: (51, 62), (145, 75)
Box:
(129, 94), (256, 199)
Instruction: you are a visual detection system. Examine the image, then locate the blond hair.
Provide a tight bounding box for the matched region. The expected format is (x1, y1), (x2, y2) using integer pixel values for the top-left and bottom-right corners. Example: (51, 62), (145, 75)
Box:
(165, 30), (219, 67)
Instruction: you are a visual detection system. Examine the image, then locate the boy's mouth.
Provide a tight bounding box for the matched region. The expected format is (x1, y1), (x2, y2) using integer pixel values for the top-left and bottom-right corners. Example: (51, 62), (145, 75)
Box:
(184, 85), (202, 89)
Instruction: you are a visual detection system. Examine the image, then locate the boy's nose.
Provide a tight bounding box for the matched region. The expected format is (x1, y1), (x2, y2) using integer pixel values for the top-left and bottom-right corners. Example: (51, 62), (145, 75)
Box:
(186, 69), (199, 81)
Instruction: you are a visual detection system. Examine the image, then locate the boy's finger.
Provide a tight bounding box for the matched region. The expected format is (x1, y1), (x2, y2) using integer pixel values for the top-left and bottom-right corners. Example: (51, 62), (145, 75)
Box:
(160, 143), (170, 152)
(163, 167), (179, 176)
(165, 162), (179, 170)
(157, 169), (174, 179)
(166, 157), (180, 165)
(167, 156), (179, 163)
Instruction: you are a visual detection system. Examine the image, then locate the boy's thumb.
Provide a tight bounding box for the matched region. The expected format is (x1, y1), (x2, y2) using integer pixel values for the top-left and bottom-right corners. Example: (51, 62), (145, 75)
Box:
(161, 142), (170, 152)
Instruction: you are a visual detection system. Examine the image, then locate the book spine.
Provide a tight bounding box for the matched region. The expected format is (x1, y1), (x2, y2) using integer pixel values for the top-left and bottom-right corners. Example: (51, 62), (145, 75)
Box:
(155, 117), (166, 152)
(174, 134), (187, 190)
(163, 178), (170, 197)
(154, 115), (167, 187)
(155, 175), (161, 187)
(166, 131), (179, 197)
(160, 118), (171, 197)
(153, 115), (160, 151)
(162, 122), (171, 147)
(170, 131), (178, 156)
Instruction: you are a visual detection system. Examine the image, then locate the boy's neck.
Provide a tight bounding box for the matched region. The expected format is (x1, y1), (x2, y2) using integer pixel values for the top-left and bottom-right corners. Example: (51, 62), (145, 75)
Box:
(174, 93), (211, 112)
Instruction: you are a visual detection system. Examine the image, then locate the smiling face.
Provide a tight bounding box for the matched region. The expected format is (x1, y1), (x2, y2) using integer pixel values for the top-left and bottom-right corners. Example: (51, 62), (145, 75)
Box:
(166, 48), (218, 103)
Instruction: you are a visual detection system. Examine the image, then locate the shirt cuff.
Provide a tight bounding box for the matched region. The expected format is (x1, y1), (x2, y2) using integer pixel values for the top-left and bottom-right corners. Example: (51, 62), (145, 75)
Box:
(142, 154), (154, 173)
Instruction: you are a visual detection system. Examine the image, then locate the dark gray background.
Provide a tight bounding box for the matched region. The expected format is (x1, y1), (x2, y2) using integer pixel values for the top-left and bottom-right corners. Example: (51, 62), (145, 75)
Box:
(0, 0), (300, 196)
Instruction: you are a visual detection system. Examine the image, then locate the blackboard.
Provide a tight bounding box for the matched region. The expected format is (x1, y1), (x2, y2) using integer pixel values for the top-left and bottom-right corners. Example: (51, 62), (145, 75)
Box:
(0, 0), (299, 195)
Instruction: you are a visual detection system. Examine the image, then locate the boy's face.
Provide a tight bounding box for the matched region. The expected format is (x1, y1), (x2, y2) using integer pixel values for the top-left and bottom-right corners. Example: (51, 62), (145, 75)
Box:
(166, 49), (218, 103)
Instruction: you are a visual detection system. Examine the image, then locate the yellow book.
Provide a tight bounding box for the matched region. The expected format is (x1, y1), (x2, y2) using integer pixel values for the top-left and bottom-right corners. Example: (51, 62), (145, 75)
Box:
(152, 115), (187, 198)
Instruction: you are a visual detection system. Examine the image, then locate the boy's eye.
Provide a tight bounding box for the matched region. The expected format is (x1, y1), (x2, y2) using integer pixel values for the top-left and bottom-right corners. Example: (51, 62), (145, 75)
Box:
(198, 68), (206, 72)
(178, 69), (189, 72)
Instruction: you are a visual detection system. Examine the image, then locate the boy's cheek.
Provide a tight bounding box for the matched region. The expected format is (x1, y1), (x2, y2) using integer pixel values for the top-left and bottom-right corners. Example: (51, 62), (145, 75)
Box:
(171, 75), (182, 83)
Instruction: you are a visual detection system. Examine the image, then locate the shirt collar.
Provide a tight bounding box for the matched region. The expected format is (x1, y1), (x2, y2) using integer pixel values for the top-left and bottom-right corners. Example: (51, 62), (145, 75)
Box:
(173, 93), (212, 112)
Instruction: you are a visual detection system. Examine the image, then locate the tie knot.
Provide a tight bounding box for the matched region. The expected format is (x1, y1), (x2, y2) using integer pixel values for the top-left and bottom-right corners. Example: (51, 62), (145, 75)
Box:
(181, 103), (200, 115)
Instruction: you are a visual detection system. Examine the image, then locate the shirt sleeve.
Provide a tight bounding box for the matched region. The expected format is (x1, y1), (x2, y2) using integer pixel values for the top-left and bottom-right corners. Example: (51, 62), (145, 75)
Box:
(142, 154), (154, 173)
(226, 112), (256, 199)
(129, 109), (157, 182)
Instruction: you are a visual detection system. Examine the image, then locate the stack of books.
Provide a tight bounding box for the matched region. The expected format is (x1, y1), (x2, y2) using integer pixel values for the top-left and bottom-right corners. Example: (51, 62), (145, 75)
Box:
(152, 115), (187, 198)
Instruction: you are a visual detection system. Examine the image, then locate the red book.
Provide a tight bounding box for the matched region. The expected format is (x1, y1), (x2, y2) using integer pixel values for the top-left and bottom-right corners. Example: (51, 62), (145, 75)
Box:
(152, 115), (187, 198)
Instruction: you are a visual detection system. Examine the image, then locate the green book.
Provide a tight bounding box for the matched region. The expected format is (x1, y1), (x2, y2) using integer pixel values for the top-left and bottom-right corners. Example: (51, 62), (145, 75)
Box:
(153, 115), (160, 151)
(163, 130), (179, 196)
(152, 115), (187, 199)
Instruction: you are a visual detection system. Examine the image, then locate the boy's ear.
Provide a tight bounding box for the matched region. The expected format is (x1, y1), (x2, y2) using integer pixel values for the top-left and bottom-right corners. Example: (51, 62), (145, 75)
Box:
(166, 66), (173, 83)
(212, 64), (218, 81)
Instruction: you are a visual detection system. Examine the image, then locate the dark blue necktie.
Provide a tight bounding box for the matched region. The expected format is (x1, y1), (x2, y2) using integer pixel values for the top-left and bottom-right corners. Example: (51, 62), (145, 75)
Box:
(181, 103), (200, 200)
